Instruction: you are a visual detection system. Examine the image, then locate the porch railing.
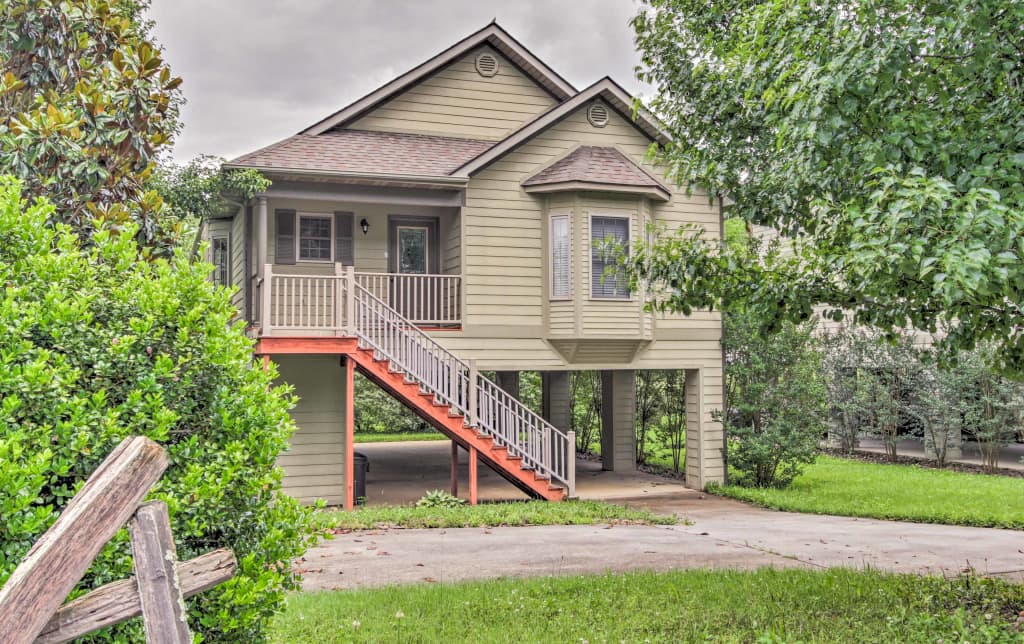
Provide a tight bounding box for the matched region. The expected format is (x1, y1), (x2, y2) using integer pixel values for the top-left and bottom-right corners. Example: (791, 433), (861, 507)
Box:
(355, 272), (461, 326)
(262, 265), (461, 333)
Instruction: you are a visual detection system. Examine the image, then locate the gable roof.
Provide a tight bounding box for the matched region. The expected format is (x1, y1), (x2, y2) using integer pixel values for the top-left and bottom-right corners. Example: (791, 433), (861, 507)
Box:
(224, 130), (492, 179)
(452, 77), (671, 177)
(522, 146), (670, 200)
(300, 22), (577, 136)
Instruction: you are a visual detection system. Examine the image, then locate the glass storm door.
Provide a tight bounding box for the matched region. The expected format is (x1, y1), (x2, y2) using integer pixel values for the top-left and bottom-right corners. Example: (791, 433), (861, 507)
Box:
(394, 225), (430, 320)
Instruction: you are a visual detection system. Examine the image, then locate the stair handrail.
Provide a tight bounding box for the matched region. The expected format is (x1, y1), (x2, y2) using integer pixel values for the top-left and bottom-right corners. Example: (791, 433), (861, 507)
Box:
(351, 282), (574, 493)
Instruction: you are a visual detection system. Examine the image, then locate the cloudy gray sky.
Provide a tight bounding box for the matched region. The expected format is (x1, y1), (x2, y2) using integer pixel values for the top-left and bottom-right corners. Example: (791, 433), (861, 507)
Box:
(148, 0), (649, 163)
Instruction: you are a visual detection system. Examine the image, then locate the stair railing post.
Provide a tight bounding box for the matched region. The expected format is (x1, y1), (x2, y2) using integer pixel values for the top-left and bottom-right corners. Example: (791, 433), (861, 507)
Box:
(262, 264), (273, 337)
(468, 359), (478, 428)
(567, 430), (576, 498)
(334, 262), (344, 334)
(345, 265), (356, 337)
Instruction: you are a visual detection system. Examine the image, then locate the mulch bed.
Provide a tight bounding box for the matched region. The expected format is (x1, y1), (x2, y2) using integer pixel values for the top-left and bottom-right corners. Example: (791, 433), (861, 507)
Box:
(821, 447), (1024, 479)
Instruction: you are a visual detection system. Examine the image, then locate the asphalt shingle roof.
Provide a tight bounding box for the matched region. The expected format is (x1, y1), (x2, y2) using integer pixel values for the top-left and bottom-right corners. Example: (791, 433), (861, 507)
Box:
(226, 130), (494, 177)
(521, 145), (664, 188)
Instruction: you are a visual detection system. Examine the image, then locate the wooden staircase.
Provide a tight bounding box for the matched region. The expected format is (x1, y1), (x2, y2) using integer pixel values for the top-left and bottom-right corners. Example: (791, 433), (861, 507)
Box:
(351, 347), (567, 500)
(259, 270), (576, 502)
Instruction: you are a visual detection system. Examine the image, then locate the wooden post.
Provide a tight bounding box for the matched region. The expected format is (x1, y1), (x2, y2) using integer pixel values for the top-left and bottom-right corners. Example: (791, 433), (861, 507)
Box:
(567, 430), (576, 499)
(35, 549), (236, 644)
(468, 446), (478, 506)
(345, 265), (356, 336)
(128, 501), (191, 644)
(467, 359), (478, 427)
(344, 355), (355, 510)
(0, 437), (168, 644)
(334, 262), (345, 334)
(262, 263), (273, 336)
(449, 441), (459, 497)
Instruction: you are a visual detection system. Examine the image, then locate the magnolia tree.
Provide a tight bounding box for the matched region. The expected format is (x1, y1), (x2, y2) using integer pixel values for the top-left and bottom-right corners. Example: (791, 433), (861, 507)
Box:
(0, 0), (184, 254)
(0, 178), (317, 642)
(630, 0), (1024, 373)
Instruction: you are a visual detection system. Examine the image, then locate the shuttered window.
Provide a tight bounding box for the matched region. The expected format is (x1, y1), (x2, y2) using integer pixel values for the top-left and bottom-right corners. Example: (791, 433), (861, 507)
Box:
(590, 216), (629, 299)
(550, 214), (570, 299)
(335, 211), (354, 265)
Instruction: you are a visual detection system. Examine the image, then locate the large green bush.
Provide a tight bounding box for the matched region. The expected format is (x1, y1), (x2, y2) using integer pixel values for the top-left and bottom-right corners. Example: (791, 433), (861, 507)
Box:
(0, 178), (317, 641)
(722, 312), (828, 488)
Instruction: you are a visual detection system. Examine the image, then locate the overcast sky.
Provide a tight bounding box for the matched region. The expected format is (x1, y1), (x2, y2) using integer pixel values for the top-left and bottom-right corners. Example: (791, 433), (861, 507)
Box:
(147, 0), (649, 163)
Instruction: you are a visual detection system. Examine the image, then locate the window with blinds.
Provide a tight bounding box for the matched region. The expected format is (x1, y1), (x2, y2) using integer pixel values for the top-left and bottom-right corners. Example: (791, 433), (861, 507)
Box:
(590, 216), (629, 299)
(550, 214), (570, 299)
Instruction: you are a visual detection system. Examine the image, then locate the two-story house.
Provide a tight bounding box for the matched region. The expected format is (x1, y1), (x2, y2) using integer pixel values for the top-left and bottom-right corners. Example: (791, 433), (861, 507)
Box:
(211, 22), (725, 508)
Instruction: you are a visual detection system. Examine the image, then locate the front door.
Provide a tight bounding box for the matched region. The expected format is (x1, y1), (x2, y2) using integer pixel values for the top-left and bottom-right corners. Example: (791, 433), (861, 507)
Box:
(394, 224), (430, 321)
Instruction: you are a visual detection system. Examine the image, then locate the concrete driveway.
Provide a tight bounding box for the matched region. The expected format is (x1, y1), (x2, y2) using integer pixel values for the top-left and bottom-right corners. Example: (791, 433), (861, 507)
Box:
(301, 493), (1024, 591)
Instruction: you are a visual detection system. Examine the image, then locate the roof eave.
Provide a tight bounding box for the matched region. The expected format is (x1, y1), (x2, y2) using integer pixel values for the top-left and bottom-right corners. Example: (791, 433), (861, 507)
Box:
(522, 181), (671, 201)
(221, 164), (469, 188)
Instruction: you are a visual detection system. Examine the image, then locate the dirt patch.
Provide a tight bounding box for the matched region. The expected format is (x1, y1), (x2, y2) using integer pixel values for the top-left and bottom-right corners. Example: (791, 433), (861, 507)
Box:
(822, 448), (1024, 479)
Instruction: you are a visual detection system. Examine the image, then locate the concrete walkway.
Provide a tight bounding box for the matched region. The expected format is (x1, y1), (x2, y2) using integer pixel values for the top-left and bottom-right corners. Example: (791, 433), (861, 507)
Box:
(302, 493), (1024, 591)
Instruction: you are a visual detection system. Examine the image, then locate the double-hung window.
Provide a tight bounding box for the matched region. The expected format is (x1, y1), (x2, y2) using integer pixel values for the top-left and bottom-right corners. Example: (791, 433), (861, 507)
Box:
(549, 214), (570, 299)
(298, 215), (332, 262)
(590, 216), (630, 299)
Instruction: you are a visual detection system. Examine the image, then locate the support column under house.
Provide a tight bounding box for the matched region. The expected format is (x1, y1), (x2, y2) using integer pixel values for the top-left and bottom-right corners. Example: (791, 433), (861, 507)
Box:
(600, 370), (636, 471)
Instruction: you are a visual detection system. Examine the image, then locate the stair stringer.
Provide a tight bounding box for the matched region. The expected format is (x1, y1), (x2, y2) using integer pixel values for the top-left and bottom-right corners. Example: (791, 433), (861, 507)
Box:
(349, 348), (566, 501)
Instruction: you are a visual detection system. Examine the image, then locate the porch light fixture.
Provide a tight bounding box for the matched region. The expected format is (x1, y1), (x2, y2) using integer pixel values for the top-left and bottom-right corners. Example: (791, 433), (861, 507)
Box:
(360, 218), (369, 235)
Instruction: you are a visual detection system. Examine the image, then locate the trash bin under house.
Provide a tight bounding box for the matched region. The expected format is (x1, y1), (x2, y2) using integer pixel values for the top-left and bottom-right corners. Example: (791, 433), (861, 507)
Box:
(353, 451), (369, 505)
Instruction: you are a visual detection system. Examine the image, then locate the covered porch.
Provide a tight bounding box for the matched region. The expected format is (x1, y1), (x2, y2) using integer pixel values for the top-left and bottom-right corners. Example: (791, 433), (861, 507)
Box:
(249, 180), (465, 332)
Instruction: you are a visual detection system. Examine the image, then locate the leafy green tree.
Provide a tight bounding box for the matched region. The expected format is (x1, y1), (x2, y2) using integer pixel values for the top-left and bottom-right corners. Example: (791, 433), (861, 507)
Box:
(631, 0), (1024, 372)
(0, 178), (317, 642)
(721, 313), (827, 488)
(151, 154), (270, 258)
(0, 0), (183, 253)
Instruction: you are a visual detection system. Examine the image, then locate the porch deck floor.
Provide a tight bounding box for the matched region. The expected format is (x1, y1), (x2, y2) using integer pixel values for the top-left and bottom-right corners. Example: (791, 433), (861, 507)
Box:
(353, 439), (692, 507)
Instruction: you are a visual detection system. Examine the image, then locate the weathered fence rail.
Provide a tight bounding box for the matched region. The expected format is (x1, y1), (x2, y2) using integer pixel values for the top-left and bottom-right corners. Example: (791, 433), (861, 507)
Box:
(0, 436), (237, 644)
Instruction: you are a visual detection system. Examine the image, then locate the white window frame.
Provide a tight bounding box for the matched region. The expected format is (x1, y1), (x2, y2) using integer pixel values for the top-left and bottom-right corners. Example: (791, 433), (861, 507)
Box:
(296, 213), (333, 263)
(211, 235), (230, 286)
(588, 213), (632, 300)
(549, 212), (572, 301)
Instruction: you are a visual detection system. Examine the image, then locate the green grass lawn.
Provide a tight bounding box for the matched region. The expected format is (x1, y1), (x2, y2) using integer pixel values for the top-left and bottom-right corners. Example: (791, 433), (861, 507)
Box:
(353, 432), (445, 443)
(715, 455), (1024, 529)
(316, 499), (675, 530)
(269, 568), (1023, 643)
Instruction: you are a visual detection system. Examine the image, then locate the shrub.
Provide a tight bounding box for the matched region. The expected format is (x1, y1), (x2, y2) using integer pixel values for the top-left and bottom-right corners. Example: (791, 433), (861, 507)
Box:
(0, 178), (318, 642)
(722, 312), (828, 488)
(415, 490), (466, 509)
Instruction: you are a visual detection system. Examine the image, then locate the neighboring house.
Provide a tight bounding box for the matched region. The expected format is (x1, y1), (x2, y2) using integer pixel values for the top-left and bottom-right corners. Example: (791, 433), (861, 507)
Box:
(211, 22), (725, 508)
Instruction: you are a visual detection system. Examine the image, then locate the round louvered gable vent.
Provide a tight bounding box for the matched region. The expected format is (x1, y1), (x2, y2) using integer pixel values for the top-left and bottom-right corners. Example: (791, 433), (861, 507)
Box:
(475, 52), (499, 77)
(587, 102), (609, 127)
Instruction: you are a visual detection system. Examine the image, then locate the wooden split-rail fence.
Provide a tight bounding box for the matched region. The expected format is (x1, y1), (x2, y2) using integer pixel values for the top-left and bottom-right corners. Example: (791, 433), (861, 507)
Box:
(0, 436), (237, 643)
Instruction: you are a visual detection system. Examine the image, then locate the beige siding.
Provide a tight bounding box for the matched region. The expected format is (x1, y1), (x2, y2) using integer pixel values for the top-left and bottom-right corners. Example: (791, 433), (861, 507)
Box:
(275, 355), (347, 505)
(349, 45), (557, 141)
(460, 101), (722, 367)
